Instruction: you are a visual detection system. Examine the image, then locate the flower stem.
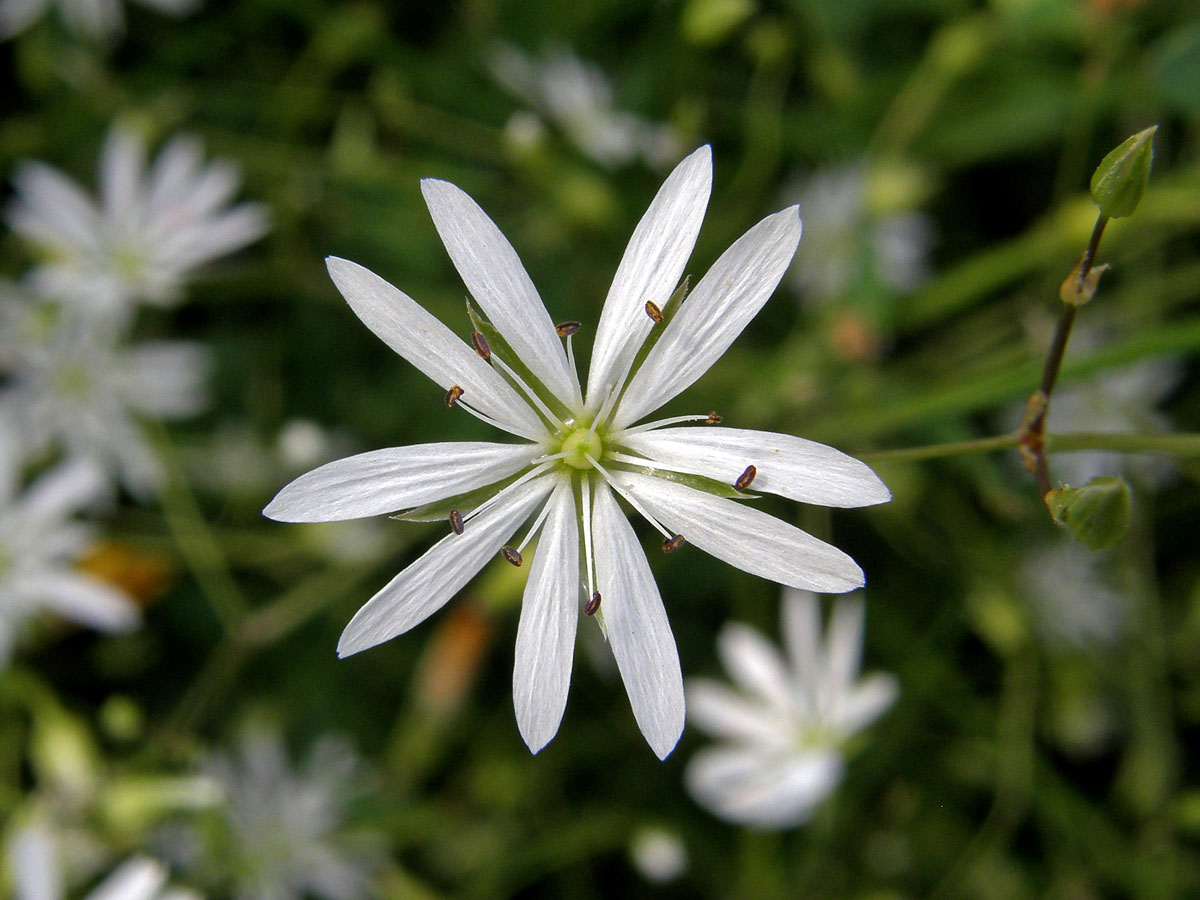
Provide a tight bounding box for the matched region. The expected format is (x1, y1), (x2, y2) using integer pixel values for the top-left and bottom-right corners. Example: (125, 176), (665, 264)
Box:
(860, 431), (1200, 463)
(1016, 213), (1109, 504)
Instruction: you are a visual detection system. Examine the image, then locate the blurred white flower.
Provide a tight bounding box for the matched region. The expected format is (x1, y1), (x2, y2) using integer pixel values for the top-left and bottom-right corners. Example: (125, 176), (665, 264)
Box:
(1, 314), (210, 497)
(784, 164), (931, 306)
(686, 589), (898, 828)
(7, 124), (268, 319)
(1019, 541), (1128, 649)
(190, 726), (381, 900)
(0, 0), (197, 40)
(0, 439), (138, 667)
(264, 147), (890, 759)
(628, 826), (687, 884)
(489, 43), (683, 169)
(6, 824), (199, 900)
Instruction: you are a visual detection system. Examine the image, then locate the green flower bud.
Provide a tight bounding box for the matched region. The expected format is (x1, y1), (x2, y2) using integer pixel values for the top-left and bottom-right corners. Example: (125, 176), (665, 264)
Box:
(1046, 476), (1131, 550)
(1089, 126), (1158, 219)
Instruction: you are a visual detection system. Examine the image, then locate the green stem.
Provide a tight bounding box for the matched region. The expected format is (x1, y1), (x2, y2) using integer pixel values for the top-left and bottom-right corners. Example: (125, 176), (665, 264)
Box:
(861, 431), (1200, 463)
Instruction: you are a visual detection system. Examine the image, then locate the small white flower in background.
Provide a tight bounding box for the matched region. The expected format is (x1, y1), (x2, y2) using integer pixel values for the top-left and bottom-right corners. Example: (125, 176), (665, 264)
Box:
(188, 726), (381, 900)
(0, 0), (197, 41)
(265, 146), (890, 759)
(7, 124), (268, 319)
(0, 435), (139, 668)
(1, 313), (210, 497)
(1019, 541), (1128, 649)
(784, 164), (932, 306)
(686, 589), (898, 828)
(6, 824), (200, 900)
(628, 826), (687, 884)
(489, 43), (683, 169)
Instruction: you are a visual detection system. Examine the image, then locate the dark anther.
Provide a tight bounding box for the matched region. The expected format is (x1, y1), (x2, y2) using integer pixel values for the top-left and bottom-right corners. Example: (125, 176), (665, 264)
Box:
(500, 545), (523, 567)
(448, 509), (464, 535)
(470, 331), (491, 359)
(734, 465), (757, 491)
(445, 385), (464, 407)
(661, 534), (685, 553)
(645, 300), (664, 324)
(555, 321), (581, 337)
(584, 591), (601, 615)
(705, 410), (723, 425)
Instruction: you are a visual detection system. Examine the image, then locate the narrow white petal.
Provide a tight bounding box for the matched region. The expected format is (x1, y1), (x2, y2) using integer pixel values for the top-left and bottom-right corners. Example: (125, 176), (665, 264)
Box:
(825, 594), (866, 698)
(592, 483), (683, 759)
(7, 825), (61, 900)
(835, 673), (899, 735)
(716, 623), (793, 712)
(686, 679), (788, 747)
(325, 257), (545, 441)
(781, 588), (823, 701)
(99, 126), (146, 225)
(420, 179), (576, 403)
(8, 162), (101, 252)
(264, 442), (538, 522)
(614, 470), (865, 593)
(513, 479), (579, 753)
(620, 427), (890, 508)
(17, 459), (105, 526)
(586, 145), (712, 406)
(337, 475), (554, 657)
(86, 857), (168, 900)
(685, 746), (842, 828)
(613, 207), (802, 428)
(20, 572), (140, 632)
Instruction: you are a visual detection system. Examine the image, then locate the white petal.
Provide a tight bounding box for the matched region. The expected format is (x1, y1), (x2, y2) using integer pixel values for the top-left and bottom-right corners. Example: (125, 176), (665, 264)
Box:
(99, 126), (146, 225)
(19, 572), (140, 632)
(686, 678), (788, 747)
(686, 746), (842, 828)
(620, 426), (890, 508)
(614, 470), (864, 593)
(825, 594), (866, 696)
(264, 442), (539, 522)
(8, 162), (101, 253)
(613, 207), (801, 428)
(716, 622), (793, 711)
(325, 257), (545, 441)
(592, 483), (683, 759)
(585, 145), (712, 406)
(835, 673), (899, 735)
(513, 479), (579, 753)
(420, 179), (577, 404)
(781, 588), (823, 703)
(17, 458), (105, 526)
(86, 857), (168, 900)
(7, 824), (61, 900)
(336, 475), (554, 657)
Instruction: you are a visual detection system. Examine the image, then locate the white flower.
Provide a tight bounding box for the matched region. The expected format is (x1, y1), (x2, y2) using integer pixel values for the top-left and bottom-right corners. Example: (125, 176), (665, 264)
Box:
(264, 146), (891, 759)
(7, 124), (268, 318)
(627, 826), (687, 884)
(1019, 541), (1128, 649)
(785, 164), (931, 305)
(6, 824), (199, 900)
(685, 589), (898, 828)
(189, 726), (380, 900)
(489, 43), (683, 169)
(0, 439), (138, 667)
(0, 0), (197, 41)
(1, 313), (210, 497)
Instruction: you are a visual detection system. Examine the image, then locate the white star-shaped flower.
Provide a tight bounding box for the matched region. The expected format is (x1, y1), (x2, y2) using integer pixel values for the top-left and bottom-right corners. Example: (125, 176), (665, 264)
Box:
(7, 124), (267, 319)
(686, 589), (898, 827)
(0, 0), (197, 41)
(265, 146), (890, 758)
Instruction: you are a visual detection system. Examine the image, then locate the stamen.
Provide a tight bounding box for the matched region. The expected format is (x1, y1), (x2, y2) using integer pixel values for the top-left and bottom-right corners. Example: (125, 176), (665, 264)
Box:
(644, 300), (663, 324)
(584, 591), (601, 615)
(706, 410), (723, 425)
(489, 352), (564, 429)
(585, 454), (673, 541)
(463, 462), (555, 524)
(555, 321), (580, 337)
(734, 465), (757, 491)
(661, 534), (685, 553)
(580, 476), (597, 603)
(620, 414), (711, 436)
(514, 492), (556, 554)
(500, 545), (523, 566)
(444, 385), (464, 407)
(470, 331), (491, 359)
(455, 396), (526, 435)
(448, 509), (464, 535)
(587, 384), (620, 440)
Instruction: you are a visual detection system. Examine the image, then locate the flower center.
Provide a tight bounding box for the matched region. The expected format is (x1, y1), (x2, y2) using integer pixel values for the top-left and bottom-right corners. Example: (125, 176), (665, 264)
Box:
(559, 426), (602, 470)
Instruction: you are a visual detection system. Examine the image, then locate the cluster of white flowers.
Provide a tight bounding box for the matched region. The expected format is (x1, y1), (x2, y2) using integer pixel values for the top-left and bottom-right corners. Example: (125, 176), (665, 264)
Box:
(0, 122), (267, 661)
(489, 43), (684, 169)
(266, 146), (890, 759)
(0, 0), (198, 41)
(686, 589), (898, 828)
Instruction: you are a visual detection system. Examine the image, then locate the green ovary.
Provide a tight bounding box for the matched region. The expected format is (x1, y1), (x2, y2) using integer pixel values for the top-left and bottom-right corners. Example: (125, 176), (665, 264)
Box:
(559, 427), (603, 470)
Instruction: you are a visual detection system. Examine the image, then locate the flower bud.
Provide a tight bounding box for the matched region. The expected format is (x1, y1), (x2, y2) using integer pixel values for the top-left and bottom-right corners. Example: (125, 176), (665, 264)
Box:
(1090, 126), (1158, 219)
(1047, 476), (1131, 550)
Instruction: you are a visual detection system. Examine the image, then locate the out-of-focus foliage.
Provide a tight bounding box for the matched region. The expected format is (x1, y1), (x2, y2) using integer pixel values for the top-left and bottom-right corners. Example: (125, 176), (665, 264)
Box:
(1, 0), (1199, 897)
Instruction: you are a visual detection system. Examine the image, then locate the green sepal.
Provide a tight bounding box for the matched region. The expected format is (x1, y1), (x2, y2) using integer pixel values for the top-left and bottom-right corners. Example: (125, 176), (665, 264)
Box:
(1089, 125), (1158, 219)
(1046, 475), (1131, 550)
(465, 301), (573, 422)
(390, 471), (528, 524)
(616, 462), (748, 499)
